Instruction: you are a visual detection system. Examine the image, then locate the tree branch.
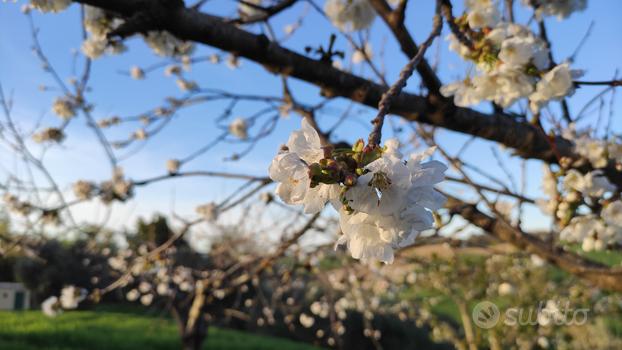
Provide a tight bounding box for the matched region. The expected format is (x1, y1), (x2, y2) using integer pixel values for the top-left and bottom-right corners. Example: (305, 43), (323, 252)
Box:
(446, 195), (622, 292)
(71, 0), (622, 189)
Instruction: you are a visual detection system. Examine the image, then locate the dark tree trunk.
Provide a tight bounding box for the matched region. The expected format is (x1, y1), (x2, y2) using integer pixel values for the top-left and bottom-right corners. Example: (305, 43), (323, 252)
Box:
(172, 303), (209, 350)
(181, 319), (207, 350)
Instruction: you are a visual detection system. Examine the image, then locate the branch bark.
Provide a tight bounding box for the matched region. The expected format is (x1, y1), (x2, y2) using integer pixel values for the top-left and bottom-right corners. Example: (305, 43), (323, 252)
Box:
(446, 195), (622, 292)
(72, 0), (622, 189)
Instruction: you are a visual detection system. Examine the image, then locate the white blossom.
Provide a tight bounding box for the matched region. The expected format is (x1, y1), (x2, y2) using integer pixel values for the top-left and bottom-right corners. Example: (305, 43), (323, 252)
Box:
(324, 0), (376, 32)
(165, 65), (181, 76)
(530, 254), (546, 267)
(166, 159), (180, 173)
(176, 79), (198, 92)
(269, 119), (340, 214)
(41, 296), (61, 317)
(522, 0), (587, 20)
(30, 0), (70, 13)
(144, 31), (193, 57)
(4, 194), (32, 216)
(32, 127), (65, 143)
(138, 281), (151, 293)
(209, 54), (220, 64)
(498, 282), (515, 296)
(100, 167), (133, 203)
(602, 200), (622, 227)
(59, 286), (86, 309)
(352, 43), (372, 64)
(541, 165), (558, 198)
(440, 79), (481, 107)
(239, 0), (265, 19)
(196, 202), (218, 221)
(560, 214), (620, 252)
(447, 33), (473, 58)
(157, 283), (171, 296)
(126, 289), (139, 301)
(73, 180), (94, 200)
(337, 147), (446, 263)
(133, 128), (147, 140)
(83, 6), (111, 38)
(226, 55), (240, 69)
(537, 300), (564, 326)
(299, 313), (315, 328)
(498, 36), (537, 68)
(310, 301), (330, 318)
(52, 97), (75, 119)
(81, 36), (107, 59)
(562, 169), (616, 197)
(229, 118), (248, 139)
(345, 148), (412, 216)
(130, 66), (145, 80)
(140, 293), (154, 306)
(108, 256), (126, 271)
(284, 24), (296, 35)
(530, 63), (580, 113)
(565, 125), (614, 169)
(465, 0), (501, 29)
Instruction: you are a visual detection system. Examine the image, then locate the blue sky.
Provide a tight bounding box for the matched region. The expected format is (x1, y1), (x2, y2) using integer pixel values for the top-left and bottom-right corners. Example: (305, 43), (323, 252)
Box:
(0, 0), (620, 238)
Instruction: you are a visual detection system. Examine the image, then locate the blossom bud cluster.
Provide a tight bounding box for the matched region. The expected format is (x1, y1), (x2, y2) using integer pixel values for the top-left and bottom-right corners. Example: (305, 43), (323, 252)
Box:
(106, 246), (199, 306)
(32, 127), (65, 143)
(71, 167), (133, 205)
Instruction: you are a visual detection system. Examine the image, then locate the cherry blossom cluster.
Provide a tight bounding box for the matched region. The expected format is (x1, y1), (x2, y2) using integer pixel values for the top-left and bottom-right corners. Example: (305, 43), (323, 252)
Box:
(106, 246), (203, 306)
(41, 285), (87, 317)
(143, 31), (194, 58)
(27, 0), (70, 13)
(521, 0), (587, 20)
(563, 124), (622, 170)
(71, 167), (133, 204)
(269, 119), (447, 263)
(538, 163), (620, 251)
(534, 123), (622, 251)
(3, 167), (132, 224)
(81, 6), (126, 59)
(441, 0), (583, 113)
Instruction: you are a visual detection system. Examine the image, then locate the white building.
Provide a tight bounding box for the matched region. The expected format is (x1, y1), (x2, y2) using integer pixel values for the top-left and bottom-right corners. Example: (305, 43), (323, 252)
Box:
(0, 282), (30, 310)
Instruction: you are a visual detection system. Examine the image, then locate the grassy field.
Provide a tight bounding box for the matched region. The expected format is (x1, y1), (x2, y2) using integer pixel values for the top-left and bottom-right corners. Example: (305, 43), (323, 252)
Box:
(0, 308), (319, 350)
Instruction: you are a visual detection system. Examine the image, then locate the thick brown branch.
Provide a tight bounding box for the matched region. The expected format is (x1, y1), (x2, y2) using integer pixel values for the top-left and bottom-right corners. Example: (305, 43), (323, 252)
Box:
(446, 195), (622, 292)
(368, 0), (443, 93)
(72, 0), (622, 189)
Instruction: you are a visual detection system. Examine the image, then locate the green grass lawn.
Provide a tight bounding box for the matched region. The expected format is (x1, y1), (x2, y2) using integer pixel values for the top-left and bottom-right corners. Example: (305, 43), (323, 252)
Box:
(0, 308), (320, 350)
